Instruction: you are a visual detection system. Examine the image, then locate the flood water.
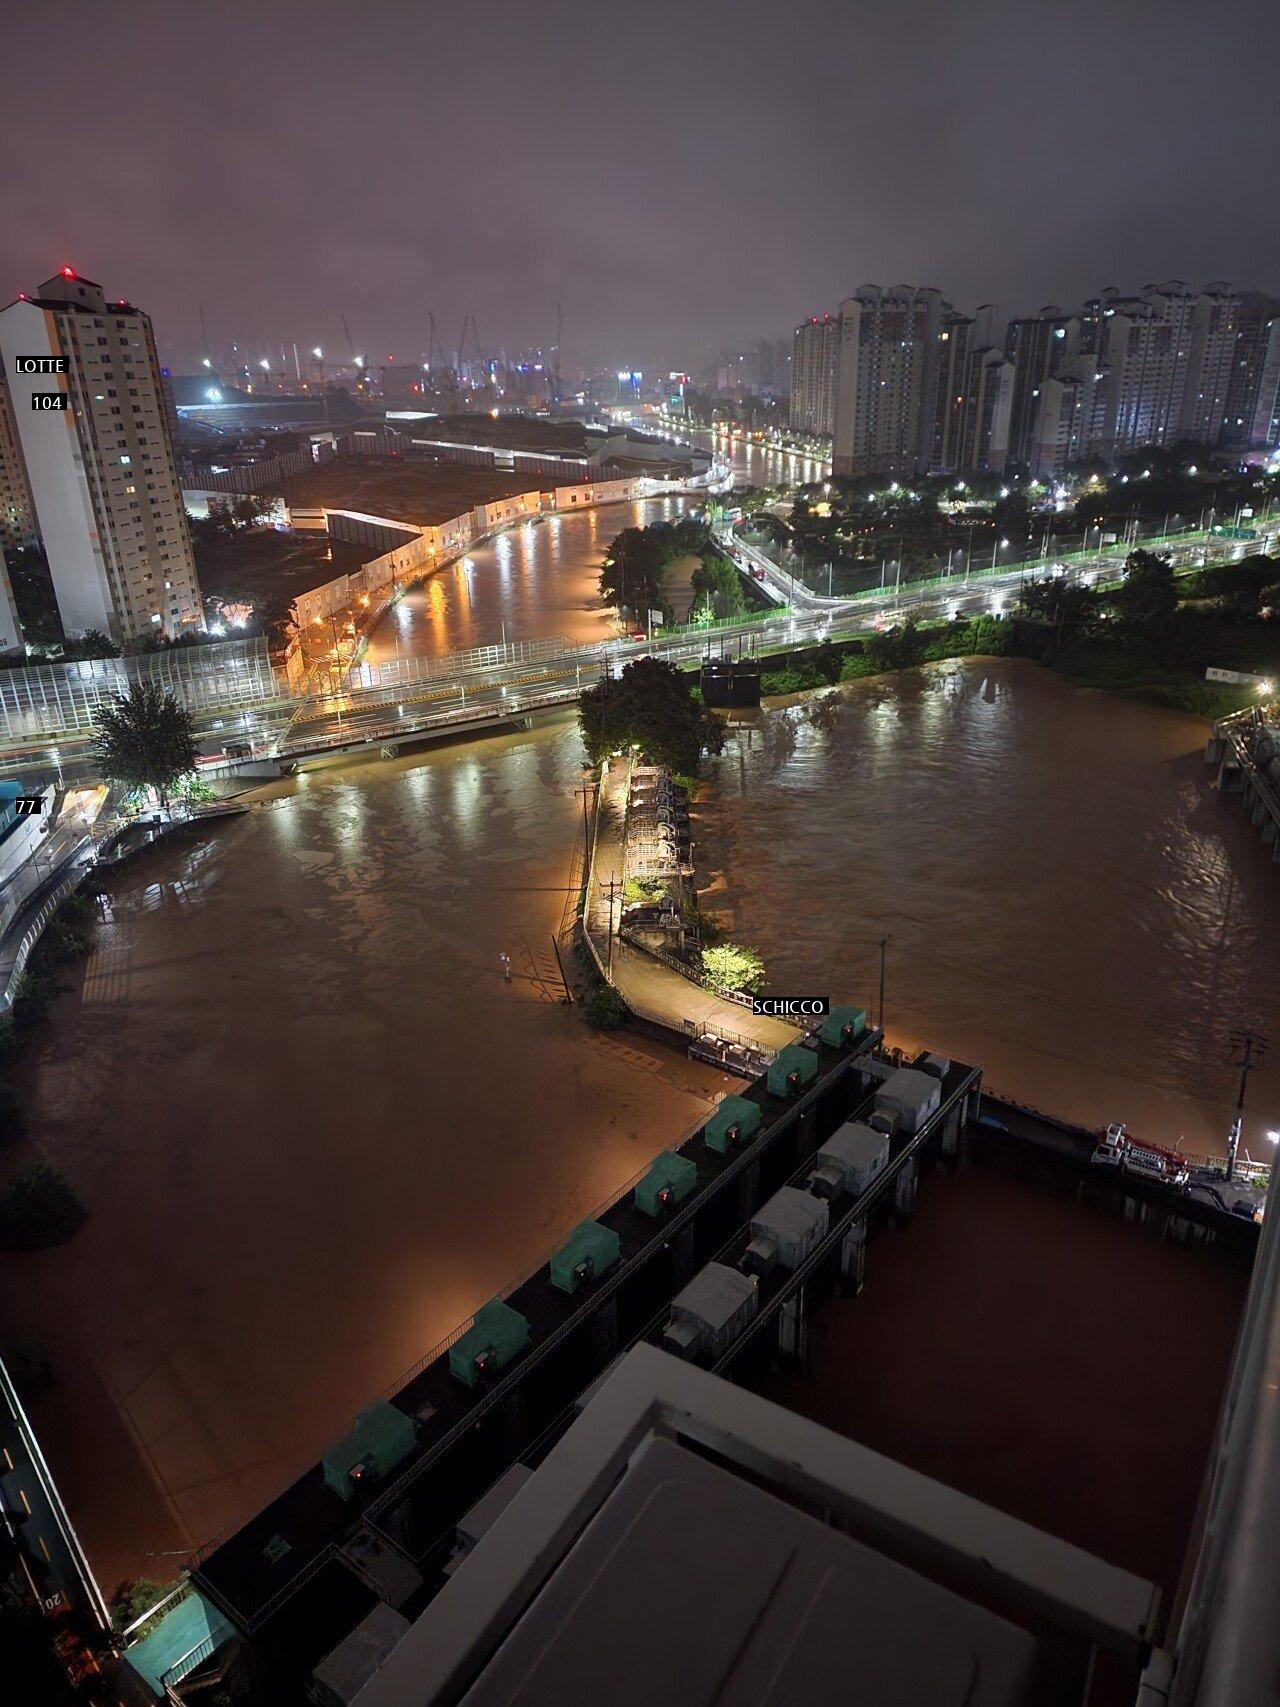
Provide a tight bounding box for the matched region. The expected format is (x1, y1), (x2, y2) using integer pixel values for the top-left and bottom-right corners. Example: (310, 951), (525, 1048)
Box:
(361, 493), (693, 667)
(698, 660), (1280, 1154)
(2, 658), (1276, 1588)
(686, 424), (831, 490)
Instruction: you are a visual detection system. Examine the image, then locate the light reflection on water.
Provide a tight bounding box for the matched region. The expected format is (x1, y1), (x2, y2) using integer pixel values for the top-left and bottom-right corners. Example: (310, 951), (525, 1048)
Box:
(698, 661), (1280, 1155)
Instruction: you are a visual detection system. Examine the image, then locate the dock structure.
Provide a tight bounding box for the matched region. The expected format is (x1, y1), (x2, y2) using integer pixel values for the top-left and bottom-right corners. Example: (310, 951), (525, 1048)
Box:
(189, 1021), (890, 1652)
(1206, 704), (1280, 864)
(184, 1031), (1258, 1699)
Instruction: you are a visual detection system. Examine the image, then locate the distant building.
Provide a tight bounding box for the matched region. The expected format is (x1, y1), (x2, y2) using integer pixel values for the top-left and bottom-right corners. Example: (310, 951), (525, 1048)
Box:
(0, 372), (32, 650)
(1248, 315), (1280, 448)
(789, 316), (839, 437)
(1003, 308), (1079, 469)
(832, 285), (950, 478)
(0, 267), (202, 642)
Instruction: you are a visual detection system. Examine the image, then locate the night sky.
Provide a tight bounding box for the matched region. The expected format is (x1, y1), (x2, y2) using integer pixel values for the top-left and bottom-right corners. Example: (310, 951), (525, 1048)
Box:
(4, 0), (1279, 372)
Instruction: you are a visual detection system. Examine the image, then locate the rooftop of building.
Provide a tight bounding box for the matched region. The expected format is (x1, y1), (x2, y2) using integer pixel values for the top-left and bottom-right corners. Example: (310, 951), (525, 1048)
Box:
(400, 413), (594, 456)
(273, 454), (556, 528)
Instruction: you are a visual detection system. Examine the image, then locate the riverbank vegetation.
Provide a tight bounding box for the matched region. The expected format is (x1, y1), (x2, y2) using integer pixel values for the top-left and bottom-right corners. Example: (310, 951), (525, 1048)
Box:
(764, 443), (1280, 598)
(599, 516), (764, 628)
(93, 683), (197, 810)
(579, 657), (724, 779)
(760, 548), (1280, 721)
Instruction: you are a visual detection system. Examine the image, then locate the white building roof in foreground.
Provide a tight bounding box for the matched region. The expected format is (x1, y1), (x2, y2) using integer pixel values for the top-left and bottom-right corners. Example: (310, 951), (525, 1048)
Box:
(349, 1345), (1159, 1707)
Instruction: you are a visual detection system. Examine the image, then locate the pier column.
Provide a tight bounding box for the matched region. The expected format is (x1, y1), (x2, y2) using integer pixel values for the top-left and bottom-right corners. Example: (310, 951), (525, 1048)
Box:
(840, 1217), (867, 1294)
(794, 1100), (817, 1159)
(893, 1157), (919, 1225)
(777, 1287), (807, 1363)
(670, 1221), (697, 1290)
(588, 1295), (619, 1368)
(942, 1103), (962, 1166)
(737, 1158), (761, 1222)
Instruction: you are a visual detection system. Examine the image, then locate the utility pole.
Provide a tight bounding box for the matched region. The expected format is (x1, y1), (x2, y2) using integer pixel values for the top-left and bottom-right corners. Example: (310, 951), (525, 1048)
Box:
(602, 871), (621, 977)
(877, 936), (889, 1035)
(1226, 1030), (1268, 1180)
(574, 773), (594, 854)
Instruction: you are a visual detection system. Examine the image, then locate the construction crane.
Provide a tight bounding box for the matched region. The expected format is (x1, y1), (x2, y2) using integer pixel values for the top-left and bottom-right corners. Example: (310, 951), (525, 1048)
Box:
(553, 301), (563, 405)
(339, 313), (365, 376)
(428, 308), (458, 411)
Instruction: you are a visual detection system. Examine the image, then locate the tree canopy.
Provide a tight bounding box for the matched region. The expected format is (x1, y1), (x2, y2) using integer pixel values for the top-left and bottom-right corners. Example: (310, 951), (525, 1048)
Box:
(579, 656), (724, 777)
(92, 682), (197, 806)
(598, 517), (716, 621)
(1115, 549), (1178, 630)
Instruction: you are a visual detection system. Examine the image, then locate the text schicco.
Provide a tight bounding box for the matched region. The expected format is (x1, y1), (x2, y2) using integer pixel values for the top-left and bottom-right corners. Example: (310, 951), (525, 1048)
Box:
(751, 997), (829, 1017)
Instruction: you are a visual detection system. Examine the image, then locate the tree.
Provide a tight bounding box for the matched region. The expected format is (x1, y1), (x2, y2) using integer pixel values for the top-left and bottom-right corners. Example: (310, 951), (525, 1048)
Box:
(579, 658), (724, 777)
(700, 942), (766, 995)
(92, 682), (196, 808)
(63, 629), (119, 660)
(1018, 577), (1100, 648)
(0, 1164), (87, 1250)
(110, 1577), (188, 1639)
(689, 554), (745, 620)
(1113, 549), (1178, 631)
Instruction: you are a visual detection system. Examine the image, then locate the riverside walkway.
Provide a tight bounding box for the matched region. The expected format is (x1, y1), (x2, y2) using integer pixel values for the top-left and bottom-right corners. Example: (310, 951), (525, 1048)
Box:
(584, 757), (798, 1062)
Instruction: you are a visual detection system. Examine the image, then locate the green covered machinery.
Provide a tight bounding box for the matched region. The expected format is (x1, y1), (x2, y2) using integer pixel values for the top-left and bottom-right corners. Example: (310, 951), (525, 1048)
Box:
(449, 1298), (532, 1388)
(767, 1044), (820, 1098)
(322, 1400), (417, 1501)
(549, 1219), (621, 1295)
(704, 1095), (763, 1155)
(635, 1150), (698, 1217)
(819, 1005), (868, 1049)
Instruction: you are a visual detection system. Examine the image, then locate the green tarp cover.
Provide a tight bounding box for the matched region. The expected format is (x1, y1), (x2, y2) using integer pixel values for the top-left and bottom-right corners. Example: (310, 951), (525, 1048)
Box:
(125, 1592), (232, 1698)
(704, 1095), (762, 1153)
(322, 1399), (417, 1498)
(635, 1149), (698, 1215)
(449, 1297), (531, 1384)
(549, 1219), (622, 1293)
(820, 1005), (867, 1047)
(767, 1044), (819, 1096)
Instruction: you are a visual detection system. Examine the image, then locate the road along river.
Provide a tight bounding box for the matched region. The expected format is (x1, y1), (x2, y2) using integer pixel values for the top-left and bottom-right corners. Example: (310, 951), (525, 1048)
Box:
(1, 659), (1276, 1588)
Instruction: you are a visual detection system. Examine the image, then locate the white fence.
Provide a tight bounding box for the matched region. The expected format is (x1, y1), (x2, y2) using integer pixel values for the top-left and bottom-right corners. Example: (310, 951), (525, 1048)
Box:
(0, 636), (284, 742)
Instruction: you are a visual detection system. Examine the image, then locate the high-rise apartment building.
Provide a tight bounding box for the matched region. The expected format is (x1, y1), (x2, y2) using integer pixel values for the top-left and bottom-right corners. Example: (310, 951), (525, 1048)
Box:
(832, 285), (949, 478)
(789, 315), (839, 437)
(1003, 308), (1079, 469)
(0, 267), (203, 643)
(1249, 316), (1280, 448)
(803, 276), (1278, 481)
(928, 309), (1014, 474)
(0, 372), (31, 651)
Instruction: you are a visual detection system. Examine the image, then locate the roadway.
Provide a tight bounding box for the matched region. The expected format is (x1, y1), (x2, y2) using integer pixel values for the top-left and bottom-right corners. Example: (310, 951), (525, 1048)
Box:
(2, 516), (1276, 786)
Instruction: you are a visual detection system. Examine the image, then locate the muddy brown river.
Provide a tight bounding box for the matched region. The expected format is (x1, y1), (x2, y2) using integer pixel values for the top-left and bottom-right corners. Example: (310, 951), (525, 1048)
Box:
(2, 658), (1276, 1587)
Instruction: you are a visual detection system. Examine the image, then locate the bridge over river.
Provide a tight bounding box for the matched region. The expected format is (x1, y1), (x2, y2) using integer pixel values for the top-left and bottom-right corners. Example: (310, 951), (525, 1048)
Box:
(2, 513), (1276, 788)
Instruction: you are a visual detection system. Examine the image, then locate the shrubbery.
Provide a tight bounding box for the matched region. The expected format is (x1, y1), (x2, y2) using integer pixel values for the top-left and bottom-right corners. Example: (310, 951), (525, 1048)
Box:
(700, 942), (766, 995)
(0, 1165), (87, 1250)
(582, 985), (628, 1030)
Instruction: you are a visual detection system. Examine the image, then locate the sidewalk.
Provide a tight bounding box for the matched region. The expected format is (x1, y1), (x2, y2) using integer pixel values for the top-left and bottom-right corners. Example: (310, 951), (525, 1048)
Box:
(586, 758), (797, 1056)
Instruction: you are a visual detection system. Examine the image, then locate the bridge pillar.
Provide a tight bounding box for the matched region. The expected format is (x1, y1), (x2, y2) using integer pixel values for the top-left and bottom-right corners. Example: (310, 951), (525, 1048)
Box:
(777, 1287), (807, 1363)
(669, 1221), (697, 1291)
(588, 1295), (619, 1369)
(941, 1103), (962, 1167)
(893, 1157), (919, 1225)
(840, 1218), (867, 1295)
(793, 1099), (817, 1160)
(737, 1158), (761, 1223)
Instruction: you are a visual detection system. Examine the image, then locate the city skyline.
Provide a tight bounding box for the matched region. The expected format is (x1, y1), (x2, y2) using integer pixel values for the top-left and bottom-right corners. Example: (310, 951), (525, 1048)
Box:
(4, 0), (1280, 371)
